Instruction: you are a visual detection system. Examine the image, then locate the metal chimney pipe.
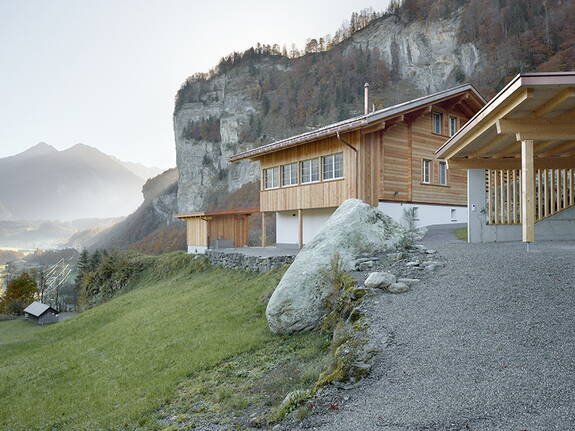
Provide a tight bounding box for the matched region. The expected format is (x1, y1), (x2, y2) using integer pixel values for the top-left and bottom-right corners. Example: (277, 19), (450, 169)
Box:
(364, 82), (369, 115)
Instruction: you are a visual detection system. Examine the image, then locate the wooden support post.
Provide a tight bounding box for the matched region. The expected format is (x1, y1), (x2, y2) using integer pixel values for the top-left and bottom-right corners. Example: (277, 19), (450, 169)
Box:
(521, 140), (535, 243)
(260, 212), (266, 247)
(297, 209), (303, 249)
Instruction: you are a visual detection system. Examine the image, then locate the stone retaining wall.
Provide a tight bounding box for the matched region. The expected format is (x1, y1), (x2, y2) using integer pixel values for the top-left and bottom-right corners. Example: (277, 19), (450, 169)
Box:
(205, 250), (294, 272)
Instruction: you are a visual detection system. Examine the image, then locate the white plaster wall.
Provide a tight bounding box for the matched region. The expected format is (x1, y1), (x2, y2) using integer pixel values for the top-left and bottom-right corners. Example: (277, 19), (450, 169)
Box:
(276, 208), (335, 245)
(467, 168), (575, 243)
(377, 201), (468, 227)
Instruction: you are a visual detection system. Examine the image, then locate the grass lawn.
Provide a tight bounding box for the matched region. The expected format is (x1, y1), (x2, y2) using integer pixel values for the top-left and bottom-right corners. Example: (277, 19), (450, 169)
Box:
(454, 227), (468, 241)
(0, 318), (43, 343)
(0, 253), (327, 431)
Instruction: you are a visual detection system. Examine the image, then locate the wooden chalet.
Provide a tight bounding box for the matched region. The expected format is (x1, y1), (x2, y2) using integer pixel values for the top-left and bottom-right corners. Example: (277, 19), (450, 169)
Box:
(436, 72), (575, 243)
(229, 84), (485, 247)
(176, 208), (258, 254)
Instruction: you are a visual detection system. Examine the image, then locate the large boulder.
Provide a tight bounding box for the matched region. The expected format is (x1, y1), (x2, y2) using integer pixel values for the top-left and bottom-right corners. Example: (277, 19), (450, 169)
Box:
(266, 199), (401, 334)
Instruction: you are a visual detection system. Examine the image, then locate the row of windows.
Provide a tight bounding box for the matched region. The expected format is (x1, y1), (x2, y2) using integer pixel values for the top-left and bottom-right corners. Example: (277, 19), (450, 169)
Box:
(422, 159), (448, 186)
(263, 153), (344, 190)
(432, 111), (459, 137)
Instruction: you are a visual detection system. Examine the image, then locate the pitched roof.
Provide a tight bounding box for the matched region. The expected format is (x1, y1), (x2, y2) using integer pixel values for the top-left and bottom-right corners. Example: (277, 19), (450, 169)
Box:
(229, 84), (485, 162)
(23, 301), (58, 317)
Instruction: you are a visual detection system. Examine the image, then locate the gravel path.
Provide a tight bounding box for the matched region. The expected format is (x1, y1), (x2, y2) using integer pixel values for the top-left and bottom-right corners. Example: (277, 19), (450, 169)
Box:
(294, 225), (575, 430)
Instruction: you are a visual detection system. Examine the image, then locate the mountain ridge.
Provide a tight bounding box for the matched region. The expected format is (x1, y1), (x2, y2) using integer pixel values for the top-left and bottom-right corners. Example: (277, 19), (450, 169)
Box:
(0, 143), (148, 221)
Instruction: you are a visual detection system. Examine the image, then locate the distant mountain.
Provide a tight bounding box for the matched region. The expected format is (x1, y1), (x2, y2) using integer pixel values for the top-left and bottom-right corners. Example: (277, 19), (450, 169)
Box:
(111, 157), (163, 180)
(87, 168), (182, 251)
(0, 143), (148, 220)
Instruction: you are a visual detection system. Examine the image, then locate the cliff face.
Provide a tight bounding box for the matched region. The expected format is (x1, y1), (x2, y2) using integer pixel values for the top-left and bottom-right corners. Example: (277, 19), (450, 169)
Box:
(174, 58), (285, 213)
(345, 14), (480, 93)
(174, 13), (481, 214)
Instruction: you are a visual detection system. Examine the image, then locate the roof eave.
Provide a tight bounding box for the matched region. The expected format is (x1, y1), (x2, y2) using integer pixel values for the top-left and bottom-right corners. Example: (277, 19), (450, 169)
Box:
(231, 84), (485, 163)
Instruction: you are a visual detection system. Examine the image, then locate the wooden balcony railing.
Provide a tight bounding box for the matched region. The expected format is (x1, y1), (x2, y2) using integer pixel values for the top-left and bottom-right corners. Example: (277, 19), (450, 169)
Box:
(486, 168), (575, 225)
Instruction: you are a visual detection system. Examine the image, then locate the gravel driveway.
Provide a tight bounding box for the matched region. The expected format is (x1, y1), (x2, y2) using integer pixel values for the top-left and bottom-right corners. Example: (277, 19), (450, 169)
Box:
(295, 225), (575, 430)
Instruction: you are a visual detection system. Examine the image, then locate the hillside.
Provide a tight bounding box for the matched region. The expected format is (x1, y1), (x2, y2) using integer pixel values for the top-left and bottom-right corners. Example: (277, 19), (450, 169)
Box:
(173, 0), (575, 216)
(0, 143), (146, 220)
(87, 168), (183, 252)
(0, 253), (327, 430)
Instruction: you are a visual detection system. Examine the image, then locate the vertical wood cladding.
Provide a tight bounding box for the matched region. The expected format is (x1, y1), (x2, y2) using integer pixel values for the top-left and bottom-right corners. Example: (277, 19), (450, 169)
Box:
(255, 101), (473, 212)
(258, 132), (359, 212)
(186, 215), (250, 247)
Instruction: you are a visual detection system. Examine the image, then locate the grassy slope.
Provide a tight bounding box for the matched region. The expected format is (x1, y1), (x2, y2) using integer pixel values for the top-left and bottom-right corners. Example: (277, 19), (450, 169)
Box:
(0, 254), (325, 430)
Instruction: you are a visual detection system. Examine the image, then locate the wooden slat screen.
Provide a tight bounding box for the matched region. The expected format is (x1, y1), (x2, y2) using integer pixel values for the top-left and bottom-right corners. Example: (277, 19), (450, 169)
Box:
(486, 168), (575, 225)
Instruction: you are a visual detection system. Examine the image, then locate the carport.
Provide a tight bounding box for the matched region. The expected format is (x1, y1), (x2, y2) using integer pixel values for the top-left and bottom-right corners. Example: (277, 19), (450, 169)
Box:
(436, 72), (575, 243)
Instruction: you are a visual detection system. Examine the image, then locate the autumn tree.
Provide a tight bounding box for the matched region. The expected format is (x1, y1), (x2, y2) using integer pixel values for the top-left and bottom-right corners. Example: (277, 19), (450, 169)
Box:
(0, 272), (38, 315)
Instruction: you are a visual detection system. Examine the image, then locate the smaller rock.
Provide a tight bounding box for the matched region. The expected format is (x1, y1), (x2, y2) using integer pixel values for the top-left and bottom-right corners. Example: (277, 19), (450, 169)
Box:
(364, 271), (396, 289)
(423, 260), (445, 267)
(249, 414), (266, 428)
(406, 261), (420, 267)
(425, 249), (437, 254)
(388, 282), (410, 294)
(397, 278), (420, 286)
(357, 260), (375, 271)
(415, 245), (426, 250)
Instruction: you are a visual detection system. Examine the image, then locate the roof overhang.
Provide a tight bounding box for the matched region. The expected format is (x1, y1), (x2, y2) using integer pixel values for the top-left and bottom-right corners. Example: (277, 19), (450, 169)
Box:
(176, 208), (260, 219)
(436, 72), (575, 168)
(230, 84), (485, 162)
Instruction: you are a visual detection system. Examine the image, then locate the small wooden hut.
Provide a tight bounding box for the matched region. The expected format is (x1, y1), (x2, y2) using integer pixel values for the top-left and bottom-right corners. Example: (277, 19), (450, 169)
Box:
(176, 208), (259, 254)
(23, 301), (59, 325)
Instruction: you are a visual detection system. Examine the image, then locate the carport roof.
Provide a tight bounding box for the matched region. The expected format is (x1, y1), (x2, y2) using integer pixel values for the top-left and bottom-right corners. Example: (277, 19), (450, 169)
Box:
(436, 72), (575, 169)
(176, 208), (259, 219)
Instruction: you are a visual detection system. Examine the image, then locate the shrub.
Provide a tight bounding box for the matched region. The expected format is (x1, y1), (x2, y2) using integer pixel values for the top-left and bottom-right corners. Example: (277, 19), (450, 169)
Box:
(397, 207), (426, 250)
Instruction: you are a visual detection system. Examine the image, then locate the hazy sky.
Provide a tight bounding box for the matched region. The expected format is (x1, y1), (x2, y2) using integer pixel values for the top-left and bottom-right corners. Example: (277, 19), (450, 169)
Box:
(0, 0), (388, 169)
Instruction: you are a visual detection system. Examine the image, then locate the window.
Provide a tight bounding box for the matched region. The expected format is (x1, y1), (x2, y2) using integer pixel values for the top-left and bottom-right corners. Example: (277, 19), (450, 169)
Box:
(263, 166), (279, 189)
(439, 160), (448, 185)
(322, 153), (344, 180)
(450, 208), (457, 221)
(281, 162), (298, 186)
(432, 111), (443, 134)
(449, 116), (458, 137)
(422, 159), (431, 184)
(300, 158), (320, 184)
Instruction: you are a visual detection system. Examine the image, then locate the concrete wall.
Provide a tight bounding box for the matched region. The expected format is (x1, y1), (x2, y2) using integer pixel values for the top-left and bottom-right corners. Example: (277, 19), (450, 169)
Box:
(276, 208), (335, 245)
(377, 201), (467, 227)
(467, 168), (575, 242)
(276, 201), (467, 245)
(188, 245), (208, 254)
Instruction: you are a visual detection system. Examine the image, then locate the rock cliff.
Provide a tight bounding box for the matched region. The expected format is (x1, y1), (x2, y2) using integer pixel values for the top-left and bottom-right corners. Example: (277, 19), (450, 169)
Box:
(174, 12), (481, 214)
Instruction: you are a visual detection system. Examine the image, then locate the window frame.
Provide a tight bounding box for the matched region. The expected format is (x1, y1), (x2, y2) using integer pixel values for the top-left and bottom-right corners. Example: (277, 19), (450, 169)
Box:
(448, 115), (459, 137)
(281, 162), (299, 187)
(263, 166), (280, 190)
(422, 159), (432, 184)
(322, 153), (344, 181)
(439, 160), (448, 186)
(300, 158), (321, 184)
(432, 111), (443, 135)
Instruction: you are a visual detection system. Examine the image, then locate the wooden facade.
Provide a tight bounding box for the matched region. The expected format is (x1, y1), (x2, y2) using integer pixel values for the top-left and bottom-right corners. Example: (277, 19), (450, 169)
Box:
(252, 91), (481, 213)
(178, 209), (257, 249)
(259, 133), (360, 212)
